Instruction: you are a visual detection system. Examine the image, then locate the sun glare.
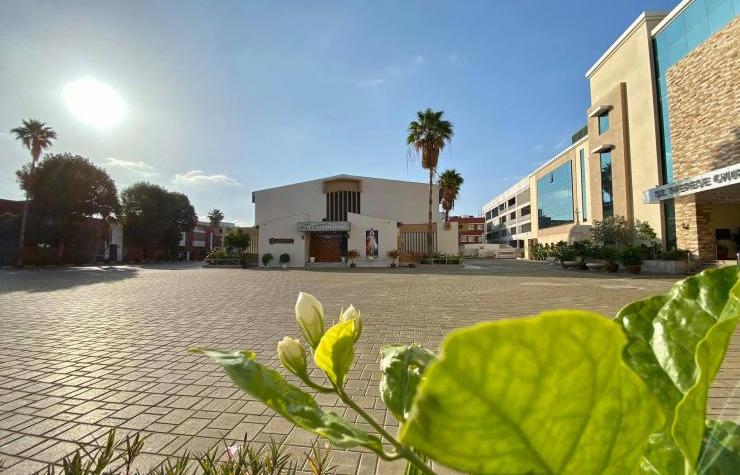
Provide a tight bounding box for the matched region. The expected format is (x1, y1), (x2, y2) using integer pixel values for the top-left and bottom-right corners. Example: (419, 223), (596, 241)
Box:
(63, 79), (125, 128)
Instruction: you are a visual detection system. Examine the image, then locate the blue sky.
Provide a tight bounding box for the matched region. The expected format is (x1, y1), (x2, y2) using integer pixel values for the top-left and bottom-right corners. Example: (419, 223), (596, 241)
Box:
(0, 0), (677, 225)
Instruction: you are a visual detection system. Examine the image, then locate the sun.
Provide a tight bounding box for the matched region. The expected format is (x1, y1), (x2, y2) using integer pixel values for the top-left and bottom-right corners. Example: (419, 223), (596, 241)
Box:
(63, 79), (125, 128)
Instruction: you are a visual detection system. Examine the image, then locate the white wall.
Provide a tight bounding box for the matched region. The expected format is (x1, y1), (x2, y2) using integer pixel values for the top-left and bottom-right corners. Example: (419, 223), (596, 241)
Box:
(437, 225), (459, 254)
(347, 213), (399, 267)
(111, 223), (124, 261)
(259, 216), (307, 267)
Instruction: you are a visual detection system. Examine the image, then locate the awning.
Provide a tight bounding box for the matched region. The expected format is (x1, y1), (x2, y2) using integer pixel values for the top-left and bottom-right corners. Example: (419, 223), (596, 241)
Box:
(297, 221), (351, 232)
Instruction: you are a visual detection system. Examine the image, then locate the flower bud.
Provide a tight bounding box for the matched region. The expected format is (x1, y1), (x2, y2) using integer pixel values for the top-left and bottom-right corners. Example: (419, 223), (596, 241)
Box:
(277, 336), (307, 377)
(295, 292), (325, 348)
(340, 304), (363, 342)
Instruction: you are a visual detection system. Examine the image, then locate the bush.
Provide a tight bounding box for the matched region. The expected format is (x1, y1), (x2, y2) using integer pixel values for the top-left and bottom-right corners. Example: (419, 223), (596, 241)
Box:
(196, 267), (740, 475)
(619, 246), (643, 266)
(658, 248), (690, 261)
(279, 253), (290, 264)
(261, 253), (274, 266)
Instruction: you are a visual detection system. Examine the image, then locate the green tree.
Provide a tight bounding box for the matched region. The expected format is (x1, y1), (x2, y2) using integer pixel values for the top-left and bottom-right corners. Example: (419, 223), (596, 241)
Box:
(207, 208), (224, 249)
(438, 169), (464, 224)
(407, 109), (454, 254)
(16, 153), (119, 261)
(223, 228), (250, 253)
(10, 119), (56, 265)
(121, 182), (197, 260)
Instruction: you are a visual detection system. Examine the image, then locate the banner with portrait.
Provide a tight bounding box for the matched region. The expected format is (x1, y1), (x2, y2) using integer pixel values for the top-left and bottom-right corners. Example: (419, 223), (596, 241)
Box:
(365, 229), (379, 257)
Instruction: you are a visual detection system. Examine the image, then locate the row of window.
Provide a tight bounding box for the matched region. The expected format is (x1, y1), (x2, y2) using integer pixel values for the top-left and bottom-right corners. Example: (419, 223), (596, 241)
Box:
(484, 193), (529, 220)
(458, 223), (484, 231)
(460, 235), (483, 243)
(486, 222), (532, 239)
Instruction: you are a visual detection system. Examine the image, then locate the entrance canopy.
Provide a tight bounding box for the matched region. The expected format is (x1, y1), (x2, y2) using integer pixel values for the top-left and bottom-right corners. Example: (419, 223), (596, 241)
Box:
(297, 221), (350, 232)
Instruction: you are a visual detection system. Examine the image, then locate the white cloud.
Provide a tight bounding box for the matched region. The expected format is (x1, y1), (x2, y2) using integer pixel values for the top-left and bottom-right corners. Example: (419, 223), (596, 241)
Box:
(173, 170), (240, 186)
(104, 157), (156, 176)
(358, 78), (385, 88)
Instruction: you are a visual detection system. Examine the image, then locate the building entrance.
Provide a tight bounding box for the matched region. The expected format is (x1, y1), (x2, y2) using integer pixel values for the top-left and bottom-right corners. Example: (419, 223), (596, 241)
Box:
(309, 233), (347, 262)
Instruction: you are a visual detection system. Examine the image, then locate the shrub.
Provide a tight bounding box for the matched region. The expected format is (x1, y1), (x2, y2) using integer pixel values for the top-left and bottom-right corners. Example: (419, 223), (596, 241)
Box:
(386, 249), (400, 259)
(196, 267), (740, 475)
(279, 253), (290, 264)
(619, 246), (643, 266)
(658, 248), (691, 261)
(261, 253), (274, 266)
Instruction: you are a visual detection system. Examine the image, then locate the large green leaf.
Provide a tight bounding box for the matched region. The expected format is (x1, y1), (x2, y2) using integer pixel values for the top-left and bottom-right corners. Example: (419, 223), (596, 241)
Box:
(400, 310), (662, 475)
(616, 266), (740, 472)
(195, 349), (383, 452)
(697, 420), (740, 474)
(314, 319), (357, 387)
(379, 345), (435, 423)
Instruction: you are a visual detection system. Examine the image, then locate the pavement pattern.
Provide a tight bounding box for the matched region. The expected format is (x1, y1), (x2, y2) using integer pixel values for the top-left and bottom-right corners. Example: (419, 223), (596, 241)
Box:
(0, 260), (737, 474)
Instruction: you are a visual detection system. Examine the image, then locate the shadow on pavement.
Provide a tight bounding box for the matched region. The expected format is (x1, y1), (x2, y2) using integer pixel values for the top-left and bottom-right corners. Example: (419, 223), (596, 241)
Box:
(0, 266), (139, 294)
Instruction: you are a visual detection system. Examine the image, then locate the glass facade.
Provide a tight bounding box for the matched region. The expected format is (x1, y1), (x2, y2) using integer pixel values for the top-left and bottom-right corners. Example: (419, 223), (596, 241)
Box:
(600, 151), (614, 219)
(579, 149), (588, 222)
(653, 0), (738, 248)
(598, 113), (610, 134)
(537, 161), (574, 230)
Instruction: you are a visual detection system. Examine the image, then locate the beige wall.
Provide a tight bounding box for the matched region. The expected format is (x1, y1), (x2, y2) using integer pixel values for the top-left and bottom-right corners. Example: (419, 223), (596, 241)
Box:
(347, 213), (398, 266)
(587, 14), (665, 236)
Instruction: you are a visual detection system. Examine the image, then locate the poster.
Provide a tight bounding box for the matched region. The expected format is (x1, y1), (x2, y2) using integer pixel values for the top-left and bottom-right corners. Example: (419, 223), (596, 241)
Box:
(365, 229), (379, 257)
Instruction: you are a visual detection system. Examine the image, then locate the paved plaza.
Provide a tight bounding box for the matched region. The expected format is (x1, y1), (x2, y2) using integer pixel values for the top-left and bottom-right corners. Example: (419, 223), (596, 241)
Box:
(0, 261), (737, 474)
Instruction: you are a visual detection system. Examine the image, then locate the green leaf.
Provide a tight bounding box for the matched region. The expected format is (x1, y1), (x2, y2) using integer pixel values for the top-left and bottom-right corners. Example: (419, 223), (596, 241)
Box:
(194, 349), (383, 453)
(616, 266), (740, 472)
(697, 420), (740, 475)
(400, 310), (662, 475)
(314, 320), (357, 387)
(379, 345), (435, 423)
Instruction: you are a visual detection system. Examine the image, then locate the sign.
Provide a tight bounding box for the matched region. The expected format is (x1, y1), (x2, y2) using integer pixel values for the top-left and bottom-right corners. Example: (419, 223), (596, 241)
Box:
(269, 238), (294, 244)
(297, 221), (350, 232)
(643, 164), (740, 204)
(365, 229), (379, 257)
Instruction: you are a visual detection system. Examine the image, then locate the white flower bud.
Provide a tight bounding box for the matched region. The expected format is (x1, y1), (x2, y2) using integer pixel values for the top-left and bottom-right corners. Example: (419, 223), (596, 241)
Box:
(277, 336), (307, 376)
(295, 292), (325, 348)
(340, 304), (363, 342)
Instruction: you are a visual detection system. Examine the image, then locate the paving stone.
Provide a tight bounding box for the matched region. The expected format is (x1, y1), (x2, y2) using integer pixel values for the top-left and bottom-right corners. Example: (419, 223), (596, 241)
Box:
(0, 261), (736, 474)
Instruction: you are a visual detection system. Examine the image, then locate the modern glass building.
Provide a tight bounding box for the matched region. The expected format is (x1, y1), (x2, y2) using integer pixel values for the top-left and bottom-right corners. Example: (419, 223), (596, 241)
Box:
(537, 162), (574, 230)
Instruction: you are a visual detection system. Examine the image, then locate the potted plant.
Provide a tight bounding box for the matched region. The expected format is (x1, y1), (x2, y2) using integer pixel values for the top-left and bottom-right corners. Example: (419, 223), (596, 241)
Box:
(279, 253), (290, 269)
(619, 246), (643, 274)
(347, 249), (359, 268)
(261, 253), (273, 268)
(387, 249), (400, 268)
(556, 245), (580, 269)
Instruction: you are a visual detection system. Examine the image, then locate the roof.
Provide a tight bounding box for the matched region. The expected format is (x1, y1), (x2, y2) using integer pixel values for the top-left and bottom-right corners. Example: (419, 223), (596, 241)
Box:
(251, 174), (431, 194)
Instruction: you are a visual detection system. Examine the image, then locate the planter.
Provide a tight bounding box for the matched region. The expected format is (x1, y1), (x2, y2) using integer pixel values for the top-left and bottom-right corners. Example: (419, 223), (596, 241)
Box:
(606, 263), (619, 273)
(341, 257), (346, 263)
(309, 257), (316, 263)
(642, 260), (689, 275)
(240, 261), (247, 269)
(281, 263), (287, 269)
(350, 263), (356, 268)
(586, 262), (606, 271)
(561, 260), (582, 269)
(625, 264), (642, 275)
(390, 263), (397, 268)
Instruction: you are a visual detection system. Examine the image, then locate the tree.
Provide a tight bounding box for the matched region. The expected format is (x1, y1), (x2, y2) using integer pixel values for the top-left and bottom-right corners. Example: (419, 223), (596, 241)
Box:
(10, 119), (56, 265)
(207, 208), (224, 249)
(16, 153), (119, 261)
(223, 228), (250, 253)
(121, 182), (197, 260)
(438, 169), (464, 224)
(407, 109), (454, 254)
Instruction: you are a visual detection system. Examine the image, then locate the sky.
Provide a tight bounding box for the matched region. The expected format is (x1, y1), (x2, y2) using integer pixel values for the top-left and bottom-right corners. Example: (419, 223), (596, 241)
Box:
(0, 0), (678, 226)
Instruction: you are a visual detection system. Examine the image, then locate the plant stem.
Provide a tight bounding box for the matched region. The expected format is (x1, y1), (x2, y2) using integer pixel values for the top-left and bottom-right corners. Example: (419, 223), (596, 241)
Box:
(300, 376), (335, 394)
(337, 388), (436, 475)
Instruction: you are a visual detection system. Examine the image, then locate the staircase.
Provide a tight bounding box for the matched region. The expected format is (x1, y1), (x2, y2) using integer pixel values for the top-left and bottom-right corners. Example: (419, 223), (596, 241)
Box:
(690, 259), (737, 274)
(495, 245), (517, 259)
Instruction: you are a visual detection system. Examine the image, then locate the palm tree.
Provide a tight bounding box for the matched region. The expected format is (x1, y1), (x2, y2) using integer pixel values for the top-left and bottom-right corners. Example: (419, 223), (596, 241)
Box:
(10, 119), (57, 266)
(407, 108), (454, 254)
(207, 208), (224, 249)
(439, 169), (464, 224)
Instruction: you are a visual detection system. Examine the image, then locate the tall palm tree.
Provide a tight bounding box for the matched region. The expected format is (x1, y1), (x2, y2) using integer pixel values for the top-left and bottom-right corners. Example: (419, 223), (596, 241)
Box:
(407, 108), (454, 254)
(10, 119), (57, 266)
(439, 169), (464, 224)
(207, 208), (224, 249)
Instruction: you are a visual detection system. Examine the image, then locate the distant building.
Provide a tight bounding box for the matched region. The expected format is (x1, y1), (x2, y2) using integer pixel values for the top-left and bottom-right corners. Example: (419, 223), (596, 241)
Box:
(252, 174), (458, 267)
(450, 216), (485, 246)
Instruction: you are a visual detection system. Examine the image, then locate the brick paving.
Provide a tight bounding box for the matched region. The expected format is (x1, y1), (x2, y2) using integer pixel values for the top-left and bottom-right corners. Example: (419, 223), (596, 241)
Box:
(0, 261), (737, 474)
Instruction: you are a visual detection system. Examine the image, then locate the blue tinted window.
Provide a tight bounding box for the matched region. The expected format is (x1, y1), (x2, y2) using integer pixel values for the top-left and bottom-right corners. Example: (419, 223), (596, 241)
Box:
(600, 152), (613, 219)
(537, 161), (574, 230)
(598, 113), (610, 134)
(579, 149), (588, 221)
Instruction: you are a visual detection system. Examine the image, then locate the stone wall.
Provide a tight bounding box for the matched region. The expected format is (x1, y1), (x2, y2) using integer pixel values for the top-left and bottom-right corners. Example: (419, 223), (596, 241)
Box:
(667, 16), (740, 259)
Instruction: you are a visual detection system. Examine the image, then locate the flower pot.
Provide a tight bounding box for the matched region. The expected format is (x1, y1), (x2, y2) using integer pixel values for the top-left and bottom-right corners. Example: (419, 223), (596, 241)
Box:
(390, 263), (397, 268)
(281, 263), (287, 269)
(625, 264), (641, 275)
(586, 262), (606, 271)
(309, 257), (316, 263)
(350, 263), (356, 268)
(606, 263), (619, 273)
(561, 260), (581, 269)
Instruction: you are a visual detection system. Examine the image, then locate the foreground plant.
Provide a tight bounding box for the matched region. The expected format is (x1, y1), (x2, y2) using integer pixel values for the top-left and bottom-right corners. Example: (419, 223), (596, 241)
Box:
(196, 267), (740, 474)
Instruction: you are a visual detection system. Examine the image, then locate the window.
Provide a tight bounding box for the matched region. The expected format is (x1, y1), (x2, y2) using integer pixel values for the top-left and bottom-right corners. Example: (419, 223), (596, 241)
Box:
(500, 215), (507, 224)
(477, 224), (484, 230)
(520, 223), (532, 233)
(510, 226), (516, 235)
(600, 151), (613, 218)
(598, 113), (610, 134)
(521, 205), (531, 217)
(536, 161), (574, 230)
(468, 224), (475, 231)
(509, 211), (516, 220)
(579, 149), (588, 222)
(458, 223), (464, 230)
(326, 190), (360, 221)
(508, 197), (516, 207)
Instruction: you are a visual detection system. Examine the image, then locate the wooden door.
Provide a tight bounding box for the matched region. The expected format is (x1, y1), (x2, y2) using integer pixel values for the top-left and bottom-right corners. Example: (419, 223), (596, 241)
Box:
(311, 235), (342, 262)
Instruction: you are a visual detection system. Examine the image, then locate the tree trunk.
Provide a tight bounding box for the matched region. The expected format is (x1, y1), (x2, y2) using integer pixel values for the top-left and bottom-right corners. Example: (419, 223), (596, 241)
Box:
(15, 159), (37, 267)
(427, 168), (434, 256)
